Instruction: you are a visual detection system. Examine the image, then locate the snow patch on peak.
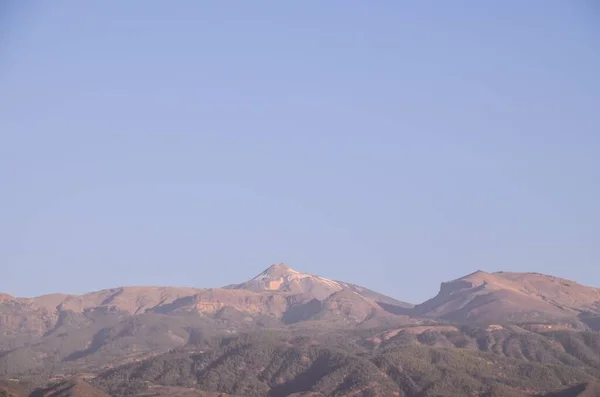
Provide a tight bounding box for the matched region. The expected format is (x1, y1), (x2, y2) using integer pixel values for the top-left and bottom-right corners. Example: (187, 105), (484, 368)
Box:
(315, 276), (342, 289)
(237, 264), (346, 295)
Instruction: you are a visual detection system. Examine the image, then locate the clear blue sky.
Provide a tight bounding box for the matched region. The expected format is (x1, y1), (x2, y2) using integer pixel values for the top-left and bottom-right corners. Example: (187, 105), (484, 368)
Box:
(1, 1), (598, 303)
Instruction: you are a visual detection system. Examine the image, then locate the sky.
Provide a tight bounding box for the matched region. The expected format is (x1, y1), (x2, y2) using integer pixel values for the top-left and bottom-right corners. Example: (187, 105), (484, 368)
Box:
(0, 1), (599, 304)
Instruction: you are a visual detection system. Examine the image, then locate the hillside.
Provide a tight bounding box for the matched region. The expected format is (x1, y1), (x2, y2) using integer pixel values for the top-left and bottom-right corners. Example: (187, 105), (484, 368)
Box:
(30, 379), (109, 397)
(91, 326), (600, 397)
(0, 379), (108, 397)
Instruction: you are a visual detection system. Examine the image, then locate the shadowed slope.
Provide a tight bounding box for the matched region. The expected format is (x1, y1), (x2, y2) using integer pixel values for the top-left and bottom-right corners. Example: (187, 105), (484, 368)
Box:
(542, 382), (600, 397)
(30, 379), (109, 397)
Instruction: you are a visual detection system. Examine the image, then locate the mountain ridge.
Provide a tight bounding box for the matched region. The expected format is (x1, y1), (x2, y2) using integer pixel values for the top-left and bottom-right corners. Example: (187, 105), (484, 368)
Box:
(2, 264), (600, 396)
(2, 264), (599, 329)
(1, 263), (599, 379)
(5, 265), (598, 309)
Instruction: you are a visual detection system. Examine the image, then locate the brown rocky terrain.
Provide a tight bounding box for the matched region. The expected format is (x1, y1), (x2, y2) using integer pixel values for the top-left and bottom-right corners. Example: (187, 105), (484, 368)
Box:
(410, 270), (600, 325)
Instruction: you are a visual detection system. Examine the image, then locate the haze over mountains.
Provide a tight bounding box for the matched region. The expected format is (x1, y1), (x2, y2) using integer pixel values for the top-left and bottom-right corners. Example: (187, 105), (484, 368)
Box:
(1, 264), (600, 397)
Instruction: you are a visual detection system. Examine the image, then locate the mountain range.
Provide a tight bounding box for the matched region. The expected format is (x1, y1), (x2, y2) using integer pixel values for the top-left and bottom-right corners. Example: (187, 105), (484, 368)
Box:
(1, 264), (599, 397)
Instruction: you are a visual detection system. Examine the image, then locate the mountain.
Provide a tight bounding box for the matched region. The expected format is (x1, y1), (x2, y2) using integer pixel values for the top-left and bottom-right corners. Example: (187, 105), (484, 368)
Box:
(411, 270), (600, 325)
(226, 263), (414, 327)
(0, 264), (410, 342)
(2, 264), (600, 396)
(0, 264), (415, 377)
(226, 263), (411, 308)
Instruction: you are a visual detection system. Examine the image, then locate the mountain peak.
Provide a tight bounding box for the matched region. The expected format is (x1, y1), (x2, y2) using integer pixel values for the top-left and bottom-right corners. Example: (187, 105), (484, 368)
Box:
(226, 263), (412, 308)
(228, 263), (345, 299)
(253, 263), (299, 280)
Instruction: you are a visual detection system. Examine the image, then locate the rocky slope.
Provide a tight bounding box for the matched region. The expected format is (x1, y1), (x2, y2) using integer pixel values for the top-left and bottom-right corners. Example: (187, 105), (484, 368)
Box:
(410, 270), (600, 325)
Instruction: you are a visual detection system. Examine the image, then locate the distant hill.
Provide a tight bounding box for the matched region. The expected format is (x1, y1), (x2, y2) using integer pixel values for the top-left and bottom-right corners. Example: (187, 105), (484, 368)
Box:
(411, 270), (600, 325)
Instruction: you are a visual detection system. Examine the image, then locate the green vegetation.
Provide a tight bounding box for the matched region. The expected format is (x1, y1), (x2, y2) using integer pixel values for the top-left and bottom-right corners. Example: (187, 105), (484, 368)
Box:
(90, 327), (600, 397)
(3, 323), (600, 396)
